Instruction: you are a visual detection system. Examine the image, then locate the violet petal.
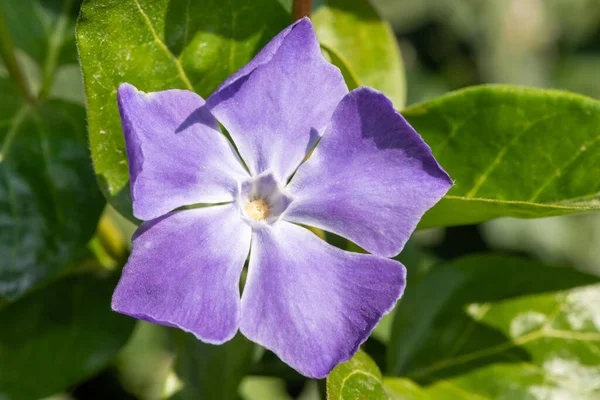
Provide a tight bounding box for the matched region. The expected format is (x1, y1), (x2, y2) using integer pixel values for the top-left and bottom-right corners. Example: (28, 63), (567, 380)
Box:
(118, 83), (249, 221)
(240, 222), (405, 378)
(112, 204), (251, 344)
(207, 18), (348, 182)
(284, 87), (453, 257)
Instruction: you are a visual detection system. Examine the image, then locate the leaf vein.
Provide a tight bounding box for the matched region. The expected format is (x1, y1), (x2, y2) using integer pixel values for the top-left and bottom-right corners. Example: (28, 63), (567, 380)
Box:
(443, 195), (600, 210)
(409, 328), (600, 380)
(466, 111), (570, 198)
(130, 0), (194, 91)
(338, 370), (381, 400)
(529, 133), (600, 202)
(432, 111), (479, 154)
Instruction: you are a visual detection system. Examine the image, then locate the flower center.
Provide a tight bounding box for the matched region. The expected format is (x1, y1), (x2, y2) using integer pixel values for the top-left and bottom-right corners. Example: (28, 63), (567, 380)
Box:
(238, 171), (292, 226)
(245, 199), (270, 221)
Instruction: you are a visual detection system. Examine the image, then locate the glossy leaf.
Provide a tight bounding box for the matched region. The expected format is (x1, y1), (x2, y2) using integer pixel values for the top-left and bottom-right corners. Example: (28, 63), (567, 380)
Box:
(171, 331), (255, 400)
(404, 85), (600, 228)
(0, 78), (104, 300)
(327, 349), (387, 400)
(77, 0), (289, 218)
(0, 273), (136, 400)
(313, 0), (406, 108)
(388, 254), (600, 399)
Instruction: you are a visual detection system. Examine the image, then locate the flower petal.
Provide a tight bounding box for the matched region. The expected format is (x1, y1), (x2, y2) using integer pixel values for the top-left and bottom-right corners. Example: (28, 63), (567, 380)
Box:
(118, 83), (249, 221)
(214, 18), (299, 93)
(284, 87), (453, 257)
(112, 204), (251, 344)
(240, 222), (405, 378)
(207, 18), (348, 182)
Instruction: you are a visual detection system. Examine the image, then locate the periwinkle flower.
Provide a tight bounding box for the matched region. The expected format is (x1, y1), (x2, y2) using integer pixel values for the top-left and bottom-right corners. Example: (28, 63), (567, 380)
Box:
(112, 18), (452, 378)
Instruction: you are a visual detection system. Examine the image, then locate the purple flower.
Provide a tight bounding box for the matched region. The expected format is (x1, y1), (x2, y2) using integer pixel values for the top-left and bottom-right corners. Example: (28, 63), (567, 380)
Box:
(111, 18), (452, 378)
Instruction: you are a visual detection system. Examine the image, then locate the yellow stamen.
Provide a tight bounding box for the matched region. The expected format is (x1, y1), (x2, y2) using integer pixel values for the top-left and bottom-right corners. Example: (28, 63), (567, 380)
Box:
(245, 199), (270, 221)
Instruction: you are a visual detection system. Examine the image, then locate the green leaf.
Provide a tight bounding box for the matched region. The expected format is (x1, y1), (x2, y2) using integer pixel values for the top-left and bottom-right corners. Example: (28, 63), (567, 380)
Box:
(320, 43), (360, 90)
(0, 272), (136, 400)
(171, 331), (255, 400)
(313, 0), (406, 109)
(116, 322), (173, 400)
(0, 78), (104, 300)
(240, 377), (293, 400)
(387, 254), (600, 399)
(404, 85), (600, 228)
(77, 0), (289, 219)
(327, 349), (388, 400)
(383, 378), (430, 400)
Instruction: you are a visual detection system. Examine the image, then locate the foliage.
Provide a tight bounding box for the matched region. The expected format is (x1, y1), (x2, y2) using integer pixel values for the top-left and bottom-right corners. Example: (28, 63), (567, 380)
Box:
(0, 0), (104, 301)
(1, 0), (600, 398)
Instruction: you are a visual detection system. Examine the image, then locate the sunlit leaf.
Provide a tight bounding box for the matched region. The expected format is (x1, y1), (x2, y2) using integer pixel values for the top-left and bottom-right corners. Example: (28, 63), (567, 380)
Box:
(405, 85), (600, 228)
(327, 350), (387, 399)
(313, 0), (406, 108)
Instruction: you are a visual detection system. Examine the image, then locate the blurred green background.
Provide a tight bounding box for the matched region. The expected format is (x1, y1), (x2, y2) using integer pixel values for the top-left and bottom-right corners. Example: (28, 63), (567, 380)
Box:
(2, 0), (600, 399)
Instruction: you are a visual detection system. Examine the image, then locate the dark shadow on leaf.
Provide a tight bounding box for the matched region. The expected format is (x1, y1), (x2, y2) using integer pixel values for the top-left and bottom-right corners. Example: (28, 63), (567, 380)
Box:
(164, 0), (289, 96)
(164, 0), (289, 55)
(96, 174), (139, 224)
(251, 349), (307, 382)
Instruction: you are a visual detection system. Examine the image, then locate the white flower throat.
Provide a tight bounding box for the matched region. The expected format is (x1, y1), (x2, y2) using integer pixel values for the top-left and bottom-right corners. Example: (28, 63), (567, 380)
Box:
(239, 172), (292, 225)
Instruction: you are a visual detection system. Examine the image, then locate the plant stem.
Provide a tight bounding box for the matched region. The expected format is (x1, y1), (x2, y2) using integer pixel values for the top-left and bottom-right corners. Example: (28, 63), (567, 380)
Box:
(292, 0), (312, 21)
(38, 0), (74, 100)
(0, 8), (35, 104)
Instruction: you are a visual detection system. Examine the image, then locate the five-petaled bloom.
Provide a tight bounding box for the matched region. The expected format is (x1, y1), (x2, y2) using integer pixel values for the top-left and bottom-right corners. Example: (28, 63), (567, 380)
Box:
(112, 18), (452, 378)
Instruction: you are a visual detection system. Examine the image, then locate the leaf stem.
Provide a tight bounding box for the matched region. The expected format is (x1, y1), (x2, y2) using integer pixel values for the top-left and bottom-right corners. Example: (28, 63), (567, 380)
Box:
(0, 8), (35, 104)
(292, 0), (312, 21)
(38, 0), (74, 100)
